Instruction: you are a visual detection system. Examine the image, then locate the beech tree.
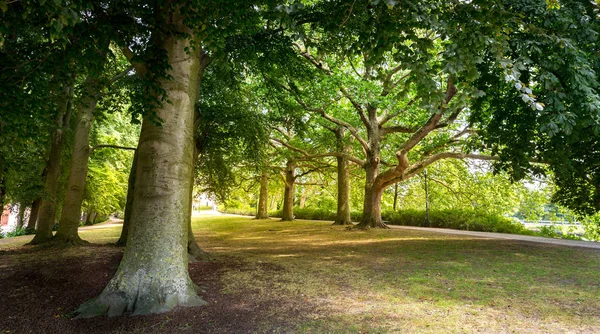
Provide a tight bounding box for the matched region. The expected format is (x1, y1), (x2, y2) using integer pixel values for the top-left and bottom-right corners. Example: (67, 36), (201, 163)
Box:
(269, 0), (600, 228)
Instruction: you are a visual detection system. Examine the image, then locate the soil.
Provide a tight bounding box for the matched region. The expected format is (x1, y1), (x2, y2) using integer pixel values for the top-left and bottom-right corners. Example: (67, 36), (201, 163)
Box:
(0, 244), (315, 334)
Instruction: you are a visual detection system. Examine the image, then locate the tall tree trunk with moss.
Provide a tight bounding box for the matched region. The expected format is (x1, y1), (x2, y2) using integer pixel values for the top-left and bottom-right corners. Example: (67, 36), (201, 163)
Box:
(30, 84), (73, 245)
(255, 170), (269, 219)
(115, 148), (138, 247)
(333, 128), (352, 225)
(26, 197), (42, 230)
(54, 77), (100, 245)
(76, 19), (206, 316)
(281, 161), (296, 221)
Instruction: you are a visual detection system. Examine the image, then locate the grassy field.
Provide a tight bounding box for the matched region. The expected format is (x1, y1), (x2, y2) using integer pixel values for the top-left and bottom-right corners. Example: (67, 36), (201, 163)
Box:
(1, 215), (599, 333)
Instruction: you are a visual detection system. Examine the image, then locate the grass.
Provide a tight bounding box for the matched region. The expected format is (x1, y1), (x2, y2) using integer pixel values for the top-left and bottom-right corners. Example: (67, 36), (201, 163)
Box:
(193, 215), (600, 333)
(1, 215), (599, 333)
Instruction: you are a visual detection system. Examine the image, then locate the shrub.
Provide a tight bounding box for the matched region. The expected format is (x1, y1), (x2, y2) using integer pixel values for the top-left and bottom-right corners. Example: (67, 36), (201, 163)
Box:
(219, 207), (256, 216)
(382, 209), (536, 235)
(4, 227), (35, 238)
(268, 207), (362, 222)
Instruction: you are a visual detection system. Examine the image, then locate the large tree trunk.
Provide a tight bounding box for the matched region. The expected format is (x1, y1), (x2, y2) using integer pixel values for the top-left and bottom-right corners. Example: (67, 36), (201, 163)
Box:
(281, 161), (295, 221)
(26, 197), (42, 230)
(333, 129), (352, 225)
(76, 23), (206, 317)
(356, 113), (388, 229)
(30, 85), (72, 245)
(255, 170), (269, 219)
(115, 148), (138, 247)
(334, 155), (352, 225)
(54, 77), (99, 245)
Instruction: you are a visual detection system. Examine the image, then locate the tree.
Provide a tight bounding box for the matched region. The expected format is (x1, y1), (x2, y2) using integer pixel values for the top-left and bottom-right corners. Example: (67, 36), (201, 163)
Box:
(269, 0), (600, 228)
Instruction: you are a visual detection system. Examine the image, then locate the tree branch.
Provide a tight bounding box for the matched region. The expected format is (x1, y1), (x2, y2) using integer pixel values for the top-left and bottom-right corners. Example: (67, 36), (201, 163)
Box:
(121, 46), (147, 76)
(91, 144), (137, 154)
(340, 87), (369, 127)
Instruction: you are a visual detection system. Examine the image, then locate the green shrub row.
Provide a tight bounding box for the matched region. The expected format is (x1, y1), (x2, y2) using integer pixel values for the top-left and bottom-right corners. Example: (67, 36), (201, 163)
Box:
(381, 209), (536, 235)
(267, 207), (363, 221)
(219, 207), (256, 216)
(217, 206), (595, 241)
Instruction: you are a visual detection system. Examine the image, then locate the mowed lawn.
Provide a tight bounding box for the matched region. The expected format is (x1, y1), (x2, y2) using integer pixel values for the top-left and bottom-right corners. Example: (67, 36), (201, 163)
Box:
(1, 214), (599, 333)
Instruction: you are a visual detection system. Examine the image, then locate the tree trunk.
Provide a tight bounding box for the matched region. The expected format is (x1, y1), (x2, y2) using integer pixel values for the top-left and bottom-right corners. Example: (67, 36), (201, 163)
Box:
(26, 198), (42, 230)
(76, 25), (206, 317)
(187, 151), (211, 262)
(393, 183), (398, 211)
(0, 157), (5, 207)
(333, 155), (352, 225)
(54, 77), (100, 245)
(357, 158), (387, 229)
(333, 128), (352, 225)
(356, 109), (388, 229)
(115, 148), (138, 246)
(16, 204), (25, 230)
(255, 170), (269, 219)
(298, 189), (307, 209)
(281, 161), (295, 221)
(30, 84), (73, 245)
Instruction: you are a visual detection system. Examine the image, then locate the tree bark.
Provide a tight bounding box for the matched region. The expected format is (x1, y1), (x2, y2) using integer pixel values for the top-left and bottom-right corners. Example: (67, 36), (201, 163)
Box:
(54, 77), (100, 245)
(393, 183), (398, 211)
(76, 21), (206, 317)
(356, 109), (388, 229)
(0, 157), (5, 207)
(281, 161), (296, 221)
(298, 189), (307, 209)
(26, 197), (42, 230)
(16, 204), (25, 229)
(255, 170), (269, 219)
(333, 128), (352, 225)
(187, 152), (211, 262)
(115, 148), (138, 247)
(30, 83), (73, 245)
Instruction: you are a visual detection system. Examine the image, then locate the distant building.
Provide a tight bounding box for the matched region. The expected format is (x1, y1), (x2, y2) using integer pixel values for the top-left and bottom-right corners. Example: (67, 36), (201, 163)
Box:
(1, 204), (19, 233)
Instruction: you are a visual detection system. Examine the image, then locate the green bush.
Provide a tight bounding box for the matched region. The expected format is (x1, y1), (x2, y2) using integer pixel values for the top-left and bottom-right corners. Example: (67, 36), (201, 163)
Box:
(269, 207), (362, 222)
(3, 227), (35, 238)
(219, 207), (256, 216)
(382, 209), (536, 235)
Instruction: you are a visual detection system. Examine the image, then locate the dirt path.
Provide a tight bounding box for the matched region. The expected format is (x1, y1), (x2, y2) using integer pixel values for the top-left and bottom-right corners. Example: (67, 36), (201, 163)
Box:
(389, 225), (600, 250)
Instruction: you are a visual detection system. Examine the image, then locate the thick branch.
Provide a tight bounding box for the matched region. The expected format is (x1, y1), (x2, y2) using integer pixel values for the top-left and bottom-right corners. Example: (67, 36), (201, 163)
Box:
(121, 46), (147, 76)
(340, 87), (369, 127)
(271, 138), (365, 167)
(381, 125), (416, 135)
(396, 78), (458, 157)
(379, 97), (417, 126)
(91, 145), (137, 154)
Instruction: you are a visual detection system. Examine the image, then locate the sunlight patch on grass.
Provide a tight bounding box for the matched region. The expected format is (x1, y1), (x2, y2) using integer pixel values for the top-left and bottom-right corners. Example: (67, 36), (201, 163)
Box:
(192, 215), (600, 333)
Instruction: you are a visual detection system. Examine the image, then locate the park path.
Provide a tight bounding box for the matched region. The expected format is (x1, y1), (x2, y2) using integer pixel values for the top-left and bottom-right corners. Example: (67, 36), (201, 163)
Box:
(389, 225), (600, 250)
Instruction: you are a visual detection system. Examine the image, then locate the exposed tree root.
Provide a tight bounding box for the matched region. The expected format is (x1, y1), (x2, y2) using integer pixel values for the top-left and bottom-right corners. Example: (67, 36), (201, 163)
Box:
(51, 234), (90, 246)
(75, 275), (207, 318)
(332, 220), (354, 226)
(188, 240), (213, 262)
(27, 234), (53, 245)
(354, 220), (390, 229)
